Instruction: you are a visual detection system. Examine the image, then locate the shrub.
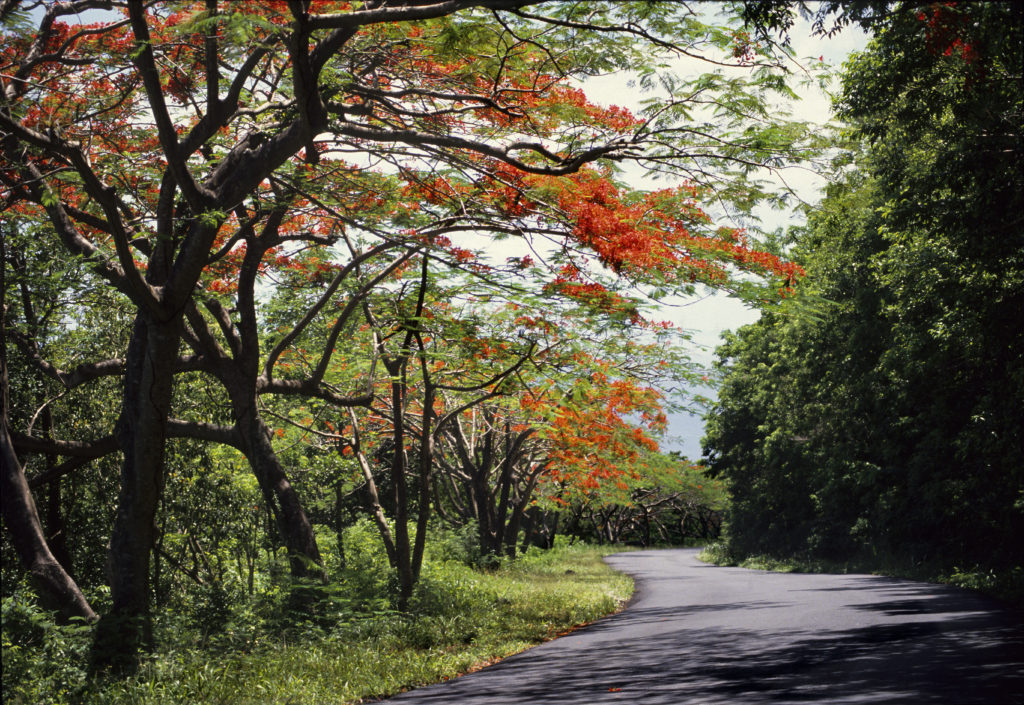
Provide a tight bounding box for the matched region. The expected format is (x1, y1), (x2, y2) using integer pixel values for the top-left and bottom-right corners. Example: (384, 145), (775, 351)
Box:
(1, 585), (93, 705)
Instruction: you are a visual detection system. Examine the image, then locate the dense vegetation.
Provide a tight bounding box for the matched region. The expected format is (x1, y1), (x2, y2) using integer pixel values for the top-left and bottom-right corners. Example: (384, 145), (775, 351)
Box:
(703, 1), (1023, 600)
(1, 0), (793, 694)
(3, 539), (632, 704)
(5, 1), (1019, 701)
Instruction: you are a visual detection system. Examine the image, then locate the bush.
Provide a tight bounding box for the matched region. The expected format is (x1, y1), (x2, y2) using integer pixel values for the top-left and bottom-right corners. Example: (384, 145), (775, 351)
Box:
(1, 586), (93, 705)
(946, 565), (1024, 608)
(697, 541), (739, 566)
(409, 559), (488, 617)
(336, 517), (395, 610)
(426, 521), (482, 566)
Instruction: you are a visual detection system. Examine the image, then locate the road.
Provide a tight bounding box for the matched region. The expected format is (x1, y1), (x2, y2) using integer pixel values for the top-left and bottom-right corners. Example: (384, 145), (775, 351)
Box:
(379, 548), (1024, 704)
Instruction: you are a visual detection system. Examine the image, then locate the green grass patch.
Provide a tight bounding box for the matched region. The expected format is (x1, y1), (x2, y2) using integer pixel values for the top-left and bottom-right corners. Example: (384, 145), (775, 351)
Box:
(3, 543), (632, 705)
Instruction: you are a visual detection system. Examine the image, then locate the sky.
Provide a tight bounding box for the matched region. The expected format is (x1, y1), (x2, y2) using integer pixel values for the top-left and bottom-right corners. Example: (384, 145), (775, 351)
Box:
(580, 12), (870, 459)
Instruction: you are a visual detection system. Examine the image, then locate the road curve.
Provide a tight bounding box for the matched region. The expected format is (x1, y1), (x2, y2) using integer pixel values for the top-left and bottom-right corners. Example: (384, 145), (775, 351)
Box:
(378, 548), (1024, 704)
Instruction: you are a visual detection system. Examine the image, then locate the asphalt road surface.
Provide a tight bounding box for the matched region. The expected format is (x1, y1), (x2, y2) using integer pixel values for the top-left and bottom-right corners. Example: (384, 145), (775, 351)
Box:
(379, 548), (1024, 704)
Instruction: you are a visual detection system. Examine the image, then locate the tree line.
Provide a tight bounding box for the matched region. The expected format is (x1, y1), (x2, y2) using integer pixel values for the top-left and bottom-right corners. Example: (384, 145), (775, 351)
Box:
(704, 1), (1023, 578)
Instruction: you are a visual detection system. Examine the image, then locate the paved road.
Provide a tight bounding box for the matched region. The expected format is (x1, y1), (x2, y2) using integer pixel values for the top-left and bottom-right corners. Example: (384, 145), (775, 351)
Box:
(379, 548), (1024, 704)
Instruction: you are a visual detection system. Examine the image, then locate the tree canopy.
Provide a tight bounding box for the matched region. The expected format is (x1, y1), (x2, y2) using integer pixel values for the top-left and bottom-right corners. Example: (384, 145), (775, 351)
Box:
(704, 1), (1023, 571)
(2, 0), (814, 672)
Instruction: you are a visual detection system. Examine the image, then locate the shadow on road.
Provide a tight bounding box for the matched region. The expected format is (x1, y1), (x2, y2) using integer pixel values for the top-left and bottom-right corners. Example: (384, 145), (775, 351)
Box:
(387, 617), (1022, 704)
(380, 551), (1024, 704)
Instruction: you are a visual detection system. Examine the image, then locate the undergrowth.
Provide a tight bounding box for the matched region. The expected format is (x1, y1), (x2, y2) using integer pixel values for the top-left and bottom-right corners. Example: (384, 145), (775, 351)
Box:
(2, 530), (632, 705)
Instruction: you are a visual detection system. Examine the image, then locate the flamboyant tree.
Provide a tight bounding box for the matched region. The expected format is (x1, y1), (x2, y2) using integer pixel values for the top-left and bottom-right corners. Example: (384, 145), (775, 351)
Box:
(3, 0), (814, 668)
(428, 325), (674, 560)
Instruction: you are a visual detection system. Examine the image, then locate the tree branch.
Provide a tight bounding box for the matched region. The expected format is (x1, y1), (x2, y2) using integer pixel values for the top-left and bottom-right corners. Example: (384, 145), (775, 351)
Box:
(261, 378), (373, 408)
(127, 2), (215, 210)
(167, 419), (242, 449)
(11, 431), (118, 459)
(309, 1), (543, 31)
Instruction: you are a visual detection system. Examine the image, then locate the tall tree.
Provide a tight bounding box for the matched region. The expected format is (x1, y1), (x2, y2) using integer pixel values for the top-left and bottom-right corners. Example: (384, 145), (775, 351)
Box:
(705, 1), (1023, 567)
(3, 0), (813, 668)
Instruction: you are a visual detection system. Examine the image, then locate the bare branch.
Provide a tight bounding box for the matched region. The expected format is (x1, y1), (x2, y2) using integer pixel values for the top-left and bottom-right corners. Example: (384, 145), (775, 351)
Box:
(261, 378), (373, 408)
(309, 1), (543, 31)
(167, 419), (242, 449)
(326, 118), (629, 175)
(11, 431), (118, 459)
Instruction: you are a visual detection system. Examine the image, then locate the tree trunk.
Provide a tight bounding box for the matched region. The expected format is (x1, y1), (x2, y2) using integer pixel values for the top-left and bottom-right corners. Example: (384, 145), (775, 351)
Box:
(1, 287), (95, 621)
(92, 315), (179, 672)
(493, 433), (514, 557)
(472, 467), (500, 556)
(503, 485), (537, 559)
(0, 447), (98, 622)
(641, 505), (651, 547)
(410, 383), (433, 582)
(236, 405), (324, 580)
(388, 367), (414, 609)
(503, 503), (523, 559)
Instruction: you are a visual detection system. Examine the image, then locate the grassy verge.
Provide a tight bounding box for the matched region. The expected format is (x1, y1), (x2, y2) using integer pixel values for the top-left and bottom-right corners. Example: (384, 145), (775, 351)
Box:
(5, 543), (631, 705)
(697, 541), (1024, 609)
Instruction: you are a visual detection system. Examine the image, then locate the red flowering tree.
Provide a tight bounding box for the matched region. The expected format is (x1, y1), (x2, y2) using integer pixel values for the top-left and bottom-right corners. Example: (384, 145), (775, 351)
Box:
(2, 0), (814, 667)
(422, 300), (667, 560)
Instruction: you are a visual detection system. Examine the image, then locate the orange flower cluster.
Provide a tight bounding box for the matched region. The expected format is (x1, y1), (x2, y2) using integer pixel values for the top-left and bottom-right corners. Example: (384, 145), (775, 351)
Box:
(534, 168), (803, 291)
(521, 364), (665, 498)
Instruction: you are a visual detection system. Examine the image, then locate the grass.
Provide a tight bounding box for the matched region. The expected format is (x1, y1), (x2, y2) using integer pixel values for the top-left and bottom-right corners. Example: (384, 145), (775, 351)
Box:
(6, 543), (632, 705)
(697, 541), (1024, 609)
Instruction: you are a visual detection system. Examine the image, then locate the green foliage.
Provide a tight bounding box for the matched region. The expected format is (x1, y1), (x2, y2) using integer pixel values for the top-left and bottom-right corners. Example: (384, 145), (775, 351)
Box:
(1, 540), (630, 705)
(945, 566), (1024, 608)
(1, 586), (93, 705)
(333, 517), (396, 612)
(704, 3), (1023, 577)
(697, 541), (740, 567)
(425, 521), (493, 568)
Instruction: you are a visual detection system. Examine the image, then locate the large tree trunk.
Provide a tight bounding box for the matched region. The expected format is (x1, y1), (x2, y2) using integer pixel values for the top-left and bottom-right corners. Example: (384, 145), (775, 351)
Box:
(92, 315), (179, 672)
